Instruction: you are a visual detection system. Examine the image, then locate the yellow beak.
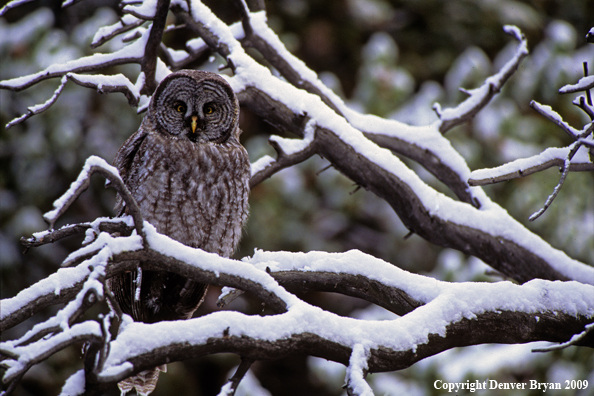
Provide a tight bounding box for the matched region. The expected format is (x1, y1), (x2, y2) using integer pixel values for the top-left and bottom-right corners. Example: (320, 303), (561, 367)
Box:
(191, 115), (198, 133)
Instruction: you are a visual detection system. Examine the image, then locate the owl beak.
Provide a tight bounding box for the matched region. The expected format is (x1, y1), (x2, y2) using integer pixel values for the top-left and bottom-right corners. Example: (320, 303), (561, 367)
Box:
(191, 116), (198, 133)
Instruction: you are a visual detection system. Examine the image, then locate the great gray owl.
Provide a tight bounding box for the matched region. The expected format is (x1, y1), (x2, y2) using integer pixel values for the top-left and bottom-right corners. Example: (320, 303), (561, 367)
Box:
(108, 70), (250, 395)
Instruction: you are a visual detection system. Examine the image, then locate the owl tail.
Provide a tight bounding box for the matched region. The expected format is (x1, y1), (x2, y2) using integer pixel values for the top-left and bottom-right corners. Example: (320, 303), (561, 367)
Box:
(118, 364), (167, 396)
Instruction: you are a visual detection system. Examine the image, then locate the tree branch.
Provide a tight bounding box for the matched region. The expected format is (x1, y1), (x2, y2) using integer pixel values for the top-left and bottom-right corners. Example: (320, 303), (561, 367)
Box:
(140, 0), (171, 94)
(434, 25), (529, 133)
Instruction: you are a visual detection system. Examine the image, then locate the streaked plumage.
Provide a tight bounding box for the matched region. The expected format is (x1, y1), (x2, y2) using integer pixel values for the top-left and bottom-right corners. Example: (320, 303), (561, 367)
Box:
(108, 70), (250, 395)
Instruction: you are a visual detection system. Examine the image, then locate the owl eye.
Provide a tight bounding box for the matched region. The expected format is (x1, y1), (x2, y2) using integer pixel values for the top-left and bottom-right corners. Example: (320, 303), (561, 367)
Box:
(203, 103), (215, 115)
(174, 102), (186, 113)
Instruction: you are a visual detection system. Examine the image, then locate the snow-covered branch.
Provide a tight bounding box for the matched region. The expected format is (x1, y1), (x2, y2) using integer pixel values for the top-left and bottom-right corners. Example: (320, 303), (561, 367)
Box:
(42, 156), (145, 239)
(3, 226), (593, 394)
(433, 25), (529, 134)
(2, 1), (593, 394)
(469, 73), (593, 219)
(171, 0), (594, 285)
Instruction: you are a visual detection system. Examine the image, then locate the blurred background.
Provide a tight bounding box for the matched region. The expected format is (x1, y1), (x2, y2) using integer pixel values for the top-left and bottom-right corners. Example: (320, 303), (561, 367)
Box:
(1, 0), (593, 395)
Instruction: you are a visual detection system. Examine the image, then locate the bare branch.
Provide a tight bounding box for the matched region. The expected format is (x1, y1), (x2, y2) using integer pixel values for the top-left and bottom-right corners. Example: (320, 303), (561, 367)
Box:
(532, 322), (594, 353)
(140, 0), (171, 94)
(217, 358), (254, 396)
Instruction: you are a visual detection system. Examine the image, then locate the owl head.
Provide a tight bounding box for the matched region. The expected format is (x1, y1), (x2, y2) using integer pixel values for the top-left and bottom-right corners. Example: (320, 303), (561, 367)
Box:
(149, 70), (239, 143)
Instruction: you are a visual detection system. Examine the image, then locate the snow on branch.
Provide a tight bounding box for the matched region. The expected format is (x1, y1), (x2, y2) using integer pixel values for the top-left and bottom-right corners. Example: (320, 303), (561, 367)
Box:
(174, 1), (594, 284)
(433, 25), (529, 134)
(5, 73), (140, 130)
(0, 0), (35, 17)
(469, 89), (593, 220)
(43, 156), (145, 239)
(468, 144), (594, 186)
(4, 226), (592, 393)
(1, 155), (593, 393)
(0, 27), (149, 92)
(559, 75), (594, 94)
(231, 0), (482, 207)
(346, 344), (373, 396)
(91, 15), (146, 48)
(2, 3), (594, 394)
(250, 118), (317, 187)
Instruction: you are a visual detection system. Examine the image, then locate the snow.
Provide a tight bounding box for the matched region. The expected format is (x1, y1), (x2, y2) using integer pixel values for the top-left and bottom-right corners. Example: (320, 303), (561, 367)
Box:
(44, 156), (123, 226)
(59, 369), (86, 396)
(98, 245), (594, 376)
(143, 223), (299, 307)
(250, 154), (275, 176)
(3, 321), (101, 382)
(531, 101), (581, 138)
(346, 344), (374, 396)
(166, 47), (190, 63)
(123, 0), (158, 19)
(92, 14), (142, 47)
(469, 144), (591, 184)
(435, 25), (528, 124)
(214, 13), (594, 283)
(0, 24), (150, 89)
(68, 72), (140, 99)
(269, 119), (315, 155)
(559, 75), (594, 93)
(2, 5), (593, 392)
(1, 226), (141, 324)
(246, 249), (441, 303)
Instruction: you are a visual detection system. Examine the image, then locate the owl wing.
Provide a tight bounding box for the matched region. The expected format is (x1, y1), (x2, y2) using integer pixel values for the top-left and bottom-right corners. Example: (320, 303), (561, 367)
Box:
(111, 126), (149, 216)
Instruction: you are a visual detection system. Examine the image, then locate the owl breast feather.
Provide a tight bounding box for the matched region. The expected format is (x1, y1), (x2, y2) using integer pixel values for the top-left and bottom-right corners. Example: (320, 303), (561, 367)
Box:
(122, 130), (250, 257)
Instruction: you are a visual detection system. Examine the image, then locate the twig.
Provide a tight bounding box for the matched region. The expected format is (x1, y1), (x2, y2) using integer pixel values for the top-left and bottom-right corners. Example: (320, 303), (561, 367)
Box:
(42, 156), (145, 241)
(345, 344), (372, 396)
(91, 17), (146, 48)
(530, 100), (580, 139)
(532, 322), (594, 352)
(20, 219), (134, 248)
(468, 147), (594, 186)
(583, 62), (591, 106)
(0, 0), (35, 17)
(528, 141), (583, 221)
(218, 358), (254, 396)
(435, 25), (529, 134)
(250, 119), (316, 188)
(5, 75), (69, 130)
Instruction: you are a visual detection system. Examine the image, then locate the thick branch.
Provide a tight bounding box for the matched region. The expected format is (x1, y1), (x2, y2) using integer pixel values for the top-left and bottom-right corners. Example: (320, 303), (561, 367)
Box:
(272, 271), (423, 316)
(89, 307), (593, 391)
(364, 132), (480, 206)
(238, 86), (579, 284)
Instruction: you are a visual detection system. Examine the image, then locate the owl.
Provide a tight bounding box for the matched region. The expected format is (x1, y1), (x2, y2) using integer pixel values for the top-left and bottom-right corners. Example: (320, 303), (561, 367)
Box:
(107, 70), (251, 395)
